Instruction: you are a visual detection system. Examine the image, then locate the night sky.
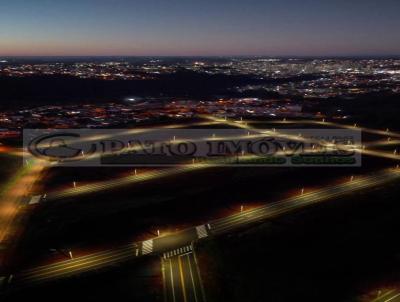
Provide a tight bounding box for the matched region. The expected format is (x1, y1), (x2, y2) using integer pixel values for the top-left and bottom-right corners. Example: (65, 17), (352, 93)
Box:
(1, 0), (399, 56)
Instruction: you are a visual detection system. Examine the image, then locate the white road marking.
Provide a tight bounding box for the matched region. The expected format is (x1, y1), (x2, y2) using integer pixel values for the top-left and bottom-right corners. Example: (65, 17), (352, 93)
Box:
(142, 239), (153, 255)
(385, 293), (400, 302)
(196, 225), (208, 239)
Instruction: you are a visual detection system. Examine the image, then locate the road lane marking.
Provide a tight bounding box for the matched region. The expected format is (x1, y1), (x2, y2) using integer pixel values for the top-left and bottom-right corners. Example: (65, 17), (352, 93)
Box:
(178, 255), (188, 302)
(14, 169), (400, 285)
(18, 247), (137, 280)
(196, 225), (208, 239)
(161, 259), (167, 302)
(19, 244), (135, 277)
(186, 253), (199, 302)
(142, 239), (153, 255)
(169, 259), (176, 302)
(386, 293), (400, 302)
(212, 176), (393, 234)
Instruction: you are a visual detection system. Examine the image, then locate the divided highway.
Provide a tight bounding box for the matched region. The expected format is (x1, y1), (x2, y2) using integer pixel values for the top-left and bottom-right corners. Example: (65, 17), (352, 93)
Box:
(9, 168), (400, 288)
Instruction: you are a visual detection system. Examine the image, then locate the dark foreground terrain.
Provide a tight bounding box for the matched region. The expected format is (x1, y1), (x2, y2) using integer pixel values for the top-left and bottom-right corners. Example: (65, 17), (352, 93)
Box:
(196, 182), (400, 302)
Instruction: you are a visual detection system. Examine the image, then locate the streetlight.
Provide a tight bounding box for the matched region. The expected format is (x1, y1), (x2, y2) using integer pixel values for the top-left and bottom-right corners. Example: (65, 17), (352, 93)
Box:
(69, 251), (73, 259)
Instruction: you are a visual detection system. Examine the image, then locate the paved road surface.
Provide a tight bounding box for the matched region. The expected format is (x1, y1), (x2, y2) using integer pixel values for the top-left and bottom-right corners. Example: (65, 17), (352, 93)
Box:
(162, 246), (206, 302)
(8, 169), (400, 288)
(373, 290), (400, 302)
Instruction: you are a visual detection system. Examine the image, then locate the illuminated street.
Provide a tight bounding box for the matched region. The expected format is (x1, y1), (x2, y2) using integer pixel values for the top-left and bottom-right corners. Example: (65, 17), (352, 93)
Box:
(10, 168), (400, 288)
(1, 7), (400, 299)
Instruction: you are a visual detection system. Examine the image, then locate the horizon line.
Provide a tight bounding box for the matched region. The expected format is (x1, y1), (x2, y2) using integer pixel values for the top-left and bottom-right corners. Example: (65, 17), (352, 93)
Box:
(1, 54), (400, 59)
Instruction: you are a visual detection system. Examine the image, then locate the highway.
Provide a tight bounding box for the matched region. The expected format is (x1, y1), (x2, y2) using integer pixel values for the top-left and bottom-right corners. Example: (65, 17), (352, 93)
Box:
(0, 160), (45, 244)
(37, 116), (400, 203)
(205, 115), (400, 159)
(233, 118), (400, 139)
(162, 246), (206, 302)
(14, 243), (139, 285)
(209, 170), (400, 234)
(9, 168), (400, 288)
(2, 118), (400, 299)
(372, 290), (400, 302)
(45, 165), (207, 201)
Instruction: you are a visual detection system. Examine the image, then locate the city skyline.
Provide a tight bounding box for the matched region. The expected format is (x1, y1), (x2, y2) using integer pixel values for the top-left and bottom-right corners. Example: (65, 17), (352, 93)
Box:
(1, 0), (400, 57)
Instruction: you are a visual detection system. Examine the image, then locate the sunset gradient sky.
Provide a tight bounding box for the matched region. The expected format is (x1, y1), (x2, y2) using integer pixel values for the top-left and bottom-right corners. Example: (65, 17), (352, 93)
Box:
(1, 0), (399, 56)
